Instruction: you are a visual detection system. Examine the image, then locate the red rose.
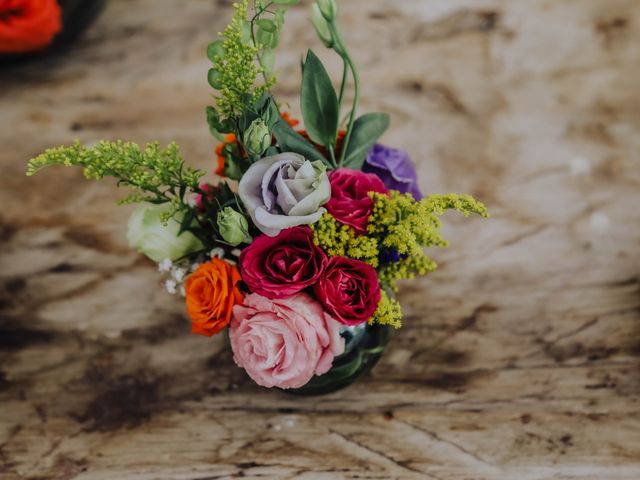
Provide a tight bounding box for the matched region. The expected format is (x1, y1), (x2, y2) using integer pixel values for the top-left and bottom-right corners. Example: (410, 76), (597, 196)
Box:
(0, 0), (62, 54)
(326, 168), (388, 233)
(240, 226), (327, 298)
(313, 256), (381, 326)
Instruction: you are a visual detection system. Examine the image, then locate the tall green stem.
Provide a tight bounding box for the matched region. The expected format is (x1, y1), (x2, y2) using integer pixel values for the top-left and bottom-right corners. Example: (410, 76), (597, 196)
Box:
(250, 1), (275, 92)
(325, 20), (360, 167)
(338, 59), (348, 108)
(339, 53), (359, 166)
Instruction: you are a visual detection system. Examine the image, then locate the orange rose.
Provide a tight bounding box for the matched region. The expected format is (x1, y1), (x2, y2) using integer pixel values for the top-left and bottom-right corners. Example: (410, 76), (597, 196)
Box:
(0, 0), (62, 54)
(185, 258), (244, 337)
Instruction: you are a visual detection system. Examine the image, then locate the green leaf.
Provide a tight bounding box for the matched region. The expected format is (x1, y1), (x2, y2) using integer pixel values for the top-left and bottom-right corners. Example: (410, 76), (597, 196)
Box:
(300, 50), (339, 147)
(206, 40), (225, 62)
(240, 21), (253, 45)
(272, 116), (331, 168)
(206, 106), (225, 137)
(275, 8), (286, 26)
(256, 28), (279, 49)
(342, 113), (390, 169)
(178, 209), (196, 235)
(273, 0), (300, 4)
(207, 68), (222, 89)
(257, 18), (277, 33)
(261, 49), (275, 72)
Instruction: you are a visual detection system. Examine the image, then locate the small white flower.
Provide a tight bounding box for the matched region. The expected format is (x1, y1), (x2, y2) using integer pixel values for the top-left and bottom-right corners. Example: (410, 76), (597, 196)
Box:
(210, 248), (226, 259)
(158, 258), (173, 273)
(165, 279), (178, 295)
(172, 267), (186, 283)
(190, 262), (201, 272)
(179, 285), (186, 297)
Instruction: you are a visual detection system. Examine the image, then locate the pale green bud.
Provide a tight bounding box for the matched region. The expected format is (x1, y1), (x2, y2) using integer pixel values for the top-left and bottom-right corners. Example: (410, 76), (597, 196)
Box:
(311, 4), (334, 48)
(217, 207), (252, 246)
(244, 118), (272, 157)
(317, 0), (337, 20)
(127, 204), (204, 263)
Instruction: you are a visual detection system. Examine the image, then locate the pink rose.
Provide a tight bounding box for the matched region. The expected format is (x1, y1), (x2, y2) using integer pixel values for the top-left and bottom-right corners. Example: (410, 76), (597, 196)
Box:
(230, 293), (345, 389)
(239, 226), (327, 298)
(313, 256), (381, 326)
(326, 168), (388, 233)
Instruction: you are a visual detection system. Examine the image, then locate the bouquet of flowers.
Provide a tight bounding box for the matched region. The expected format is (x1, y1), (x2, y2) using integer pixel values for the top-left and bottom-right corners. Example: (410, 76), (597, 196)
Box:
(26, 0), (487, 392)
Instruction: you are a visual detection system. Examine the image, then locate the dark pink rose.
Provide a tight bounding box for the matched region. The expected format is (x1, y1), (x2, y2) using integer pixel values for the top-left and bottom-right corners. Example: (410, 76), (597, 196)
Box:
(326, 168), (388, 233)
(239, 226), (327, 298)
(313, 256), (381, 326)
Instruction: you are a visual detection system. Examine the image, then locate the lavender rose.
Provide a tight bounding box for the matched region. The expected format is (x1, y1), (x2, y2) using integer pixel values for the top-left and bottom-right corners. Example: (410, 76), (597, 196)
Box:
(238, 152), (331, 236)
(363, 144), (423, 200)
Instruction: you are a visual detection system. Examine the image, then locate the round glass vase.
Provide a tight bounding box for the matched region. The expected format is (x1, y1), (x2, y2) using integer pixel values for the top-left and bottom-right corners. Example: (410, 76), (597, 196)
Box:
(285, 322), (393, 396)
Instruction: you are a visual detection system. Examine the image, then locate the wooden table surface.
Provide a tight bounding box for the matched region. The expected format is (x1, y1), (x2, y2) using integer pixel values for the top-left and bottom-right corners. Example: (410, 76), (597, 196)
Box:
(1, 1), (639, 479)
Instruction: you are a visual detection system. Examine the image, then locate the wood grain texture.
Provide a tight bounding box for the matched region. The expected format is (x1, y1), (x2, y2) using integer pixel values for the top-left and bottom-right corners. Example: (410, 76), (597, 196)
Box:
(1, 0), (639, 478)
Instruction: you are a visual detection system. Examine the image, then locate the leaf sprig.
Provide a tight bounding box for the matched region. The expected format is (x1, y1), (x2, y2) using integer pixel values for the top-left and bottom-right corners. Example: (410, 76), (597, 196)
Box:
(27, 140), (204, 221)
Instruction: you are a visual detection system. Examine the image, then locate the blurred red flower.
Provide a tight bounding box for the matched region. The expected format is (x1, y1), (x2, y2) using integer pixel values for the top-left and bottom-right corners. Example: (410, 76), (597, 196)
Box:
(0, 0), (62, 54)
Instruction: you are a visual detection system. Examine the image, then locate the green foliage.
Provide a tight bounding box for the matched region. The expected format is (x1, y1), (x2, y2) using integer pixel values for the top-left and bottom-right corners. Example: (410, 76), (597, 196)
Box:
(342, 113), (390, 169)
(206, 0), (298, 132)
(300, 50), (339, 150)
(370, 290), (403, 329)
(27, 141), (204, 220)
(312, 213), (379, 267)
(208, 0), (266, 119)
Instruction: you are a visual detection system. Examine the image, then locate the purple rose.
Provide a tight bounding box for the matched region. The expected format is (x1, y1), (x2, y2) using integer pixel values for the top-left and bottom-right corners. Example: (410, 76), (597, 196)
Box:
(363, 144), (423, 200)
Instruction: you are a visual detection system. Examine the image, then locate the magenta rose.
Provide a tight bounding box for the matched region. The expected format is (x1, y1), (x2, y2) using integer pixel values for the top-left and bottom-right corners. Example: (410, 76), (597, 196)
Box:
(313, 256), (381, 326)
(326, 168), (388, 233)
(239, 226), (327, 298)
(230, 293), (345, 389)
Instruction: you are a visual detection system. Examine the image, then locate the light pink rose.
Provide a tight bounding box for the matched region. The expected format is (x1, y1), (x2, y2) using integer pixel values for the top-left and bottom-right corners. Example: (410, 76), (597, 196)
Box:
(230, 293), (345, 389)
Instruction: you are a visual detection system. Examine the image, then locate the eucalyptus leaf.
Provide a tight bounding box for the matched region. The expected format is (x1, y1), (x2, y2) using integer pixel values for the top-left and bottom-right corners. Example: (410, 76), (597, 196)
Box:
(241, 21), (253, 45)
(342, 113), (390, 169)
(257, 18), (277, 33)
(275, 8), (286, 26)
(207, 68), (222, 89)
(256, 28), (279, 49)
(261, 49), (275, 72)
(206, 40), (225, 62)
(300, 50), (339, 147)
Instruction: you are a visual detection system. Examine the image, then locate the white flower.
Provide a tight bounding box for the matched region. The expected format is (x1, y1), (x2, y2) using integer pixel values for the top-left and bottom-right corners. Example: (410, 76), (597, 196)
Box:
(171, 267), (186, 283)
(165, 279), (178, 295)
(127, 204), (204, 263)
(210, 248), (226, 259)
(238, 152), (331, 237)
(158, 259), (173, 273)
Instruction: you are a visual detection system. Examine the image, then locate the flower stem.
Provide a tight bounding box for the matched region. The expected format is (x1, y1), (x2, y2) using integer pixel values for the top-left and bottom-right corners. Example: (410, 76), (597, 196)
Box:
(328, 144), (338, 168)
(328, 22), (360, 167)
(338, 58), (348, 108)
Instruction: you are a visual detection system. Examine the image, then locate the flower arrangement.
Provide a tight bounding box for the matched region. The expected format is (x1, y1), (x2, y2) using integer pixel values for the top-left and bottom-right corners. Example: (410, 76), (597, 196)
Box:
(26, 0), (488, 392)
